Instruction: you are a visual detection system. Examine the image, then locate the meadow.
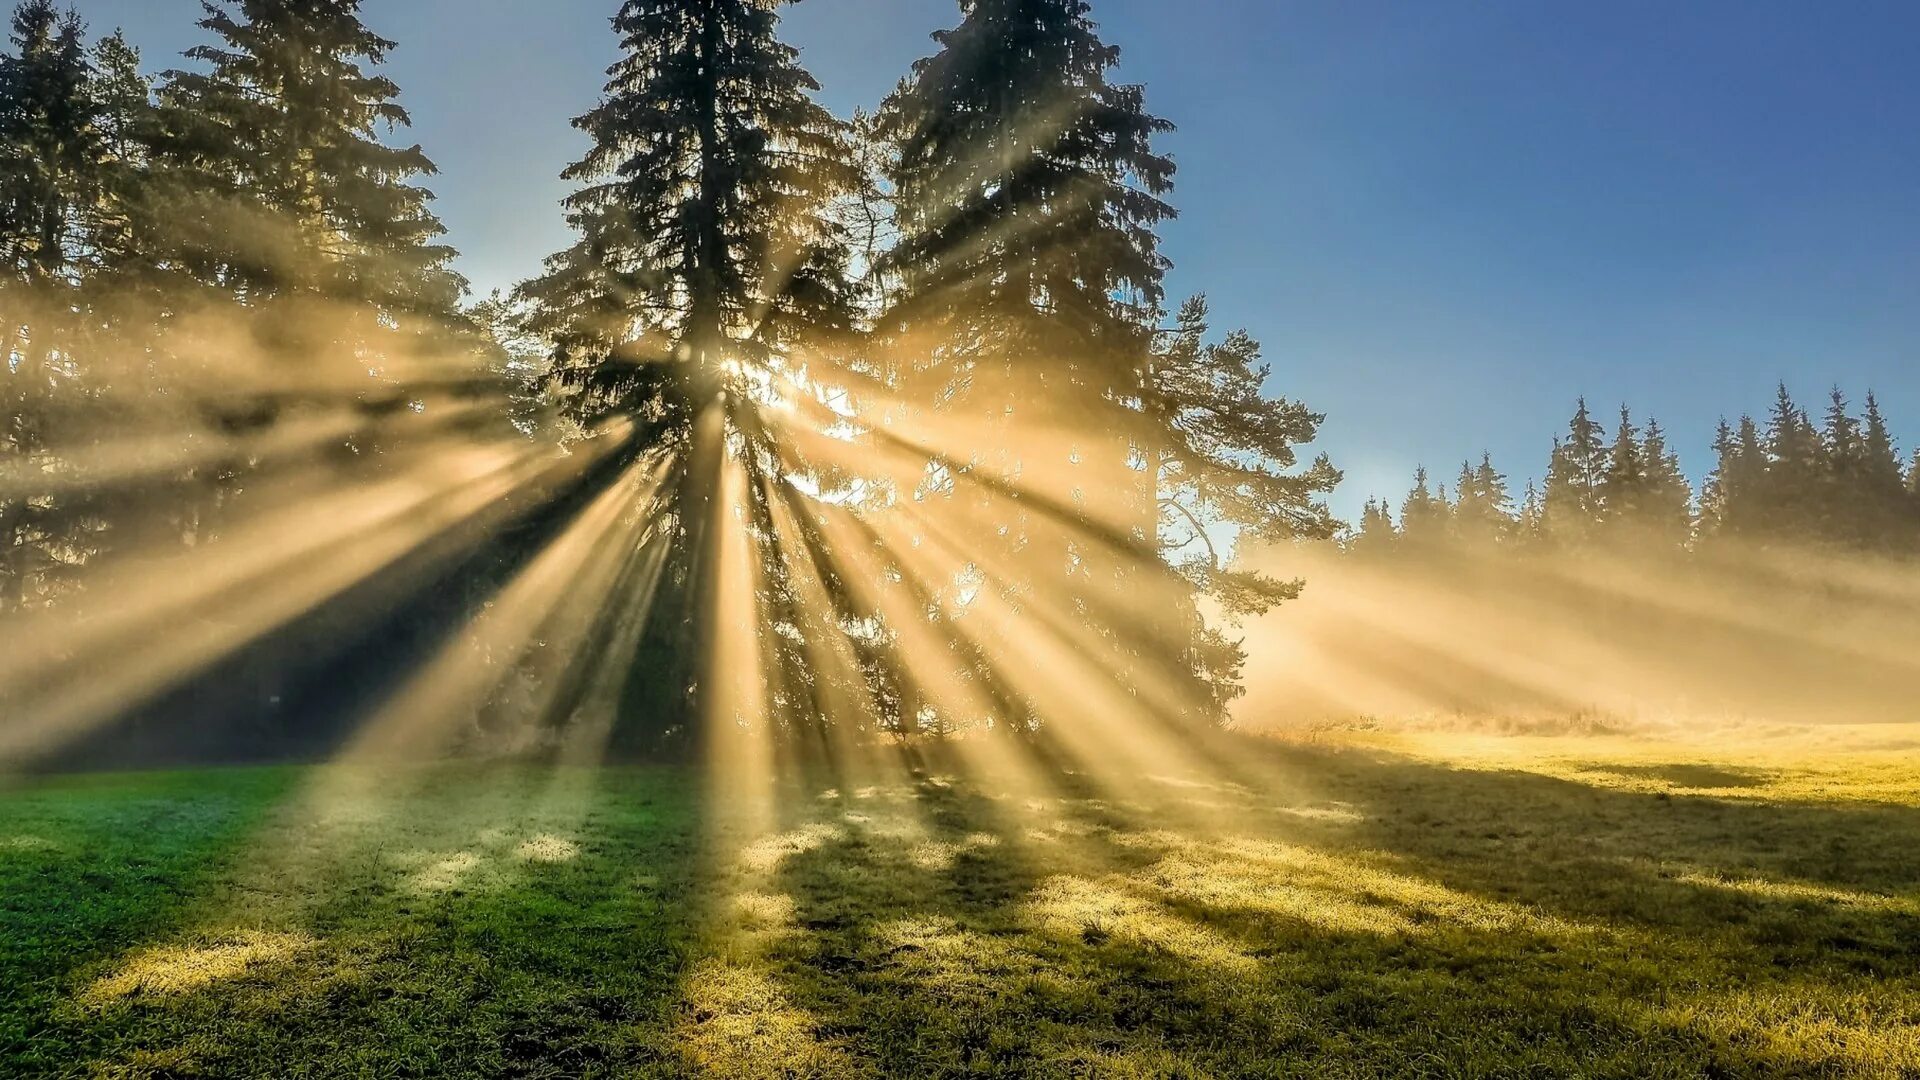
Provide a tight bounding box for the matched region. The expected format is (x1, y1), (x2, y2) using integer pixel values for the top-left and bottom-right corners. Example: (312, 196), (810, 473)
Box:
(3, 725), (1917, 1079)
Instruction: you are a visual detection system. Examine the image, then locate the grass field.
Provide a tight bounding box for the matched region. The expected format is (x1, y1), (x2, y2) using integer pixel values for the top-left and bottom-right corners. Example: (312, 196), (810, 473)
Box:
(3, 726), (1917, 1078)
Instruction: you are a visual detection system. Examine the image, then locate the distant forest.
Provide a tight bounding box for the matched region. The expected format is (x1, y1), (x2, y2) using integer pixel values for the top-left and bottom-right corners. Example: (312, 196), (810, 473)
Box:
(1354, 388), (1920, 557)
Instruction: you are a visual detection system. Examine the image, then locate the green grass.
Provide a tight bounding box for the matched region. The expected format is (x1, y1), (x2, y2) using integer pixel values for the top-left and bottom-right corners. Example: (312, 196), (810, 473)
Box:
(2, 730), (1917, 1078)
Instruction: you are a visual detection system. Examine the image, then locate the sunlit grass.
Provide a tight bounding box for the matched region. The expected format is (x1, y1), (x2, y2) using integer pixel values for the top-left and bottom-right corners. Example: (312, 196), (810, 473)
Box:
(2, 731), (1916, 1077)
(85, 931), (315, 1003)
(1323, 721), (1920, 806)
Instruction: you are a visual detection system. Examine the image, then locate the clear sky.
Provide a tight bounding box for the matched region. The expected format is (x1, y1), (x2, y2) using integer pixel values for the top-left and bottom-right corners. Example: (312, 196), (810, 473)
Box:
(66, 0), (1920, 517)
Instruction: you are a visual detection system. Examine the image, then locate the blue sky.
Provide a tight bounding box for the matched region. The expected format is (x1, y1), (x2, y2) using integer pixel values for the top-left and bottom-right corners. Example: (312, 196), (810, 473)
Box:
(68, 0), (1920, 516)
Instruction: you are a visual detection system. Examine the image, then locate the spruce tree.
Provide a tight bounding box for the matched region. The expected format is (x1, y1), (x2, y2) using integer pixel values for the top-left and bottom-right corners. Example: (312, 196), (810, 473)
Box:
(125, 0), (476, 560)
(877, 0), (1174, 557)
(1452, 452), (1511, 547)
(1859, 391), (1906, 549)
(519, 0), (859, 748)
(0, 0), (95, 289)
(879, 0), (1173, 405)
(879, 0), (1221, 722)
(521, 0), (857, 423)
(1702, 415), (1767, 542)
(0, 0), (100, 611)
(1701, 419), (1736, 534)
(1352, 497), (1397, 556)
(1541, 398), (1607, 543)
(1599, 406), (1646, 533)
(1515, 480), (1546, 548)
(80, 30), (152, 276)
(1475, 454), (1514, 515)
(1399, 466), (1448, 547)
(157, 0), (464, 323)
(1763, 383), (1821, 543)
(1820, 387), (1866, 544)
(1638, 418), (1692, 549)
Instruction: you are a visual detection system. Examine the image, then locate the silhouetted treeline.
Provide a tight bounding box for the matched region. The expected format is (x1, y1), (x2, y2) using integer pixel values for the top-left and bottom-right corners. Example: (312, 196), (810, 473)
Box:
(1, 0), (1337, 765)
(1354, 388), (1920, 559)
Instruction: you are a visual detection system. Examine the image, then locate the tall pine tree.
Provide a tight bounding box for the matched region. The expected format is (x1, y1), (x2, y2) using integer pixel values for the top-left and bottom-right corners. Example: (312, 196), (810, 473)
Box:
(1599, 406), (1647, 534)
(879, 0), (1173, 412)
(0, 0), (94, 292)
(1515, 480), (1546, 548)
(1541, 398), (1607, 544)
(518, 0), (860, 750)
(1703, 415), (1765, 540)
(1452, 452), (1512, 546)
(878, 0), (1199, 722)
(0, 0), (96, 610)
(157, 0), (464, 325)
(1399, 465), (1448, 547)
(1638, 417), (1692, 548)
(1856, 390), (1907, 549)
(520, 0), (857, 422)
(1352, 497), (1397, 556)
(1762, 383), (1822, 543)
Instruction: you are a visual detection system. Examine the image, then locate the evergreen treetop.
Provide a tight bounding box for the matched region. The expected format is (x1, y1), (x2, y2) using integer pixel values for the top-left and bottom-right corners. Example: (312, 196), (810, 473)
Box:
(879, 0), (1174, 413)
(0, 0), (97, 287)
(157, 0), (463, 318)
(1541, 398), (1607, 542)
(521, 0), (858, 426)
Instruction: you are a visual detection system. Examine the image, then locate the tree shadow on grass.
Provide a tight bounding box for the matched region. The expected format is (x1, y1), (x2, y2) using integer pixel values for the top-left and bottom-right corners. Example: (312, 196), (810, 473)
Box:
(1580, 762), (1771, 789)
(1245, 741), (1920, 931)
(17, 763), (711, 1079)
(698, 738), (1920, 1078)
(0, 768), (301, 1075)
(13, 740), (1920, 1078)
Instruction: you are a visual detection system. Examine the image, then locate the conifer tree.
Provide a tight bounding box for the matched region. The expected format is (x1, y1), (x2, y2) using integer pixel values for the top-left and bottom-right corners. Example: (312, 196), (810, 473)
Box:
(122, 0), (476, 561)
(0, 0), (95, 290)
(521, 0), (857, 423)
(1822, 387), (1864, 469)
(1599, 406), (1647, 533)
(157, 0), (464, 323)
(879, 0), (1231, 722)
(1515, 480), (1546, 547)
(1399, 465), (1448, 546)
(1701, 419), (1736, 533)
(878, 0), (1174, 563)
(519, 0), (859, 747)
(879, 0), (1173, 406)
(1763, 383), (1821, 542)
(1858, 391), (1907, 549)
(1147, 297), (1339, 709)
(1819, 387), (1867, 544)
(1475, 454), (1514, 514)
(1452, 452), (1511, 545)
(1352, 497), (1397, 556)
(1701, 415), (1765, 542)
(1638, 418), (1692, 548)
(1541, 398), (1607, 543)
(0, 0), (102, 611)
(80, 30), (152, 276)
